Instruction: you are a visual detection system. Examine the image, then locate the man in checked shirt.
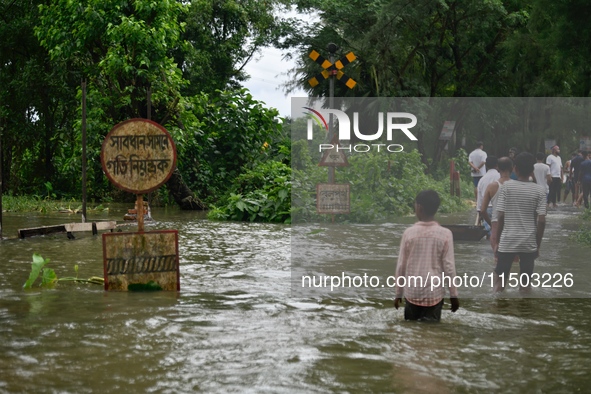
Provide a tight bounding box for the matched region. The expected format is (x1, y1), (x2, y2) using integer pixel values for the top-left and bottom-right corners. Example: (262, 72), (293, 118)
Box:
(394, 190), (460, 321)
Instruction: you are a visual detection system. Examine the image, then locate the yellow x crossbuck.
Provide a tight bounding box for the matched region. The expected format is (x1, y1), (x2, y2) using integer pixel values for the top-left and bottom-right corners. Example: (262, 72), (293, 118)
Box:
(308, 50), (357, 89)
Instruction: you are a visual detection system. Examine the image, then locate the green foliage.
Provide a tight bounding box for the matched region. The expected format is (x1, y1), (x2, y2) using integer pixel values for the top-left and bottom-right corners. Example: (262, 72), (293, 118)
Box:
(285, 0), (591, 164)
(23, 253), (104, 289)
(34, 0), (189, 200)
(575, 208), (591, 247)
(2, 195), (108, 213)
(208, 161), (291, 223)
(170, 88), (282, 203)
(292, 146), (469, 223)
(179, 0), (292, 95)
(451, 149), (471, 180)
(6, 0), (591, 212)
(23, 254), (54, 289)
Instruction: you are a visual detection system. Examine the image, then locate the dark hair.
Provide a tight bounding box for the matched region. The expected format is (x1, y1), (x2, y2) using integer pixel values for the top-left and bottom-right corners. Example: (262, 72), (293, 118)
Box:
(485, 156), (498, 169)
(416, 190), (440, 216)
(514, 152), (535, 176)
(475, 141), (483, 148)
(498, 157), (513, 172)
(536, 152), (545, 161)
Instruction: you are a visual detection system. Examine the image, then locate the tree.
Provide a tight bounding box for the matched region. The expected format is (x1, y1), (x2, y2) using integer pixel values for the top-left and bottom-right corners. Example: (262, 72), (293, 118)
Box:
(284, 0), (532, 167)
(171, 88), (281, 203)
(0, 0), (78, 195)
(35, 0), (195, 200)
(178, 0), (293, 96)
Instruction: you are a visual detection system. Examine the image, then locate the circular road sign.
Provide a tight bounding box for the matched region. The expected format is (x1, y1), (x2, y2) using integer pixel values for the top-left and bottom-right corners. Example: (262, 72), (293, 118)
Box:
(101, 119), (177, 194)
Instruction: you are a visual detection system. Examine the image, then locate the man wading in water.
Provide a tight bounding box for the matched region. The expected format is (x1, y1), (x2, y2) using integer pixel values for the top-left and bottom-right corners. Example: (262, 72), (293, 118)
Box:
(493, 152), (546, 293)
(394, 190), (460, 321)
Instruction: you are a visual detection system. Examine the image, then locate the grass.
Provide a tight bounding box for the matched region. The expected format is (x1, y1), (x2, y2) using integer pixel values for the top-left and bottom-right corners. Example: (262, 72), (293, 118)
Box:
(575, 207), (591, 247)
(1, 195), (107, 213)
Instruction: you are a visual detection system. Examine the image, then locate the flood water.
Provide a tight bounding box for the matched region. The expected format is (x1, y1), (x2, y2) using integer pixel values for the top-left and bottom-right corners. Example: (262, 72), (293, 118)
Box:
(0, 205), (590, 392)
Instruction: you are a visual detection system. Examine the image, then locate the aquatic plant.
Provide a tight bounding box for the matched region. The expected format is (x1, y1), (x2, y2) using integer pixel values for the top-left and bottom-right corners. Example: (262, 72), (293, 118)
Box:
(23, 253), (103, 289)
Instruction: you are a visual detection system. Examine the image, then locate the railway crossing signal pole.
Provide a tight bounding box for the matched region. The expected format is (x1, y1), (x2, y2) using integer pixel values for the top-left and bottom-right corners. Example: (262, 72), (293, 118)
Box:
(308, 44), (357, 222)
(308, 43), (357, 184)
(0, 118), (3, 239)
(328, 44), (336, 183)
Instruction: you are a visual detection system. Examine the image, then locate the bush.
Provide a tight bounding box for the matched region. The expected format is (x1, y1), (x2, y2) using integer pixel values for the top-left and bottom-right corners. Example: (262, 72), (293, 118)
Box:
(292, 146), (469, 223)
(207, 161), (291, 223)
(575, 208), (591, 246)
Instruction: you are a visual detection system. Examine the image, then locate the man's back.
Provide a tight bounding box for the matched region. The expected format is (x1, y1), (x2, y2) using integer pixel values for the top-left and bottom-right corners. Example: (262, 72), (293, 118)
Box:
(496, 180), (546, 253)
(533, 162), (550, 193)
(477, 169), (500, 211)
(572, 154), (584, 179)
(396, 221), (455, 305)
(469, 148), (487, 177)
(580, 159), (591, 182)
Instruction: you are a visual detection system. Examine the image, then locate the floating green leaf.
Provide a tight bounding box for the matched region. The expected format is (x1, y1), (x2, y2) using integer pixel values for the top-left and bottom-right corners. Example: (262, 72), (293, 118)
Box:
(41, 268), (58, 287)
(23, 254), (49, 289)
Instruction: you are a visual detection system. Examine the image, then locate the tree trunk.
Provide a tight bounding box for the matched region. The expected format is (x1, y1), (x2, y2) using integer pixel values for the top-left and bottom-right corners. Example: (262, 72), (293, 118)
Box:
(165, 168), (206, 210)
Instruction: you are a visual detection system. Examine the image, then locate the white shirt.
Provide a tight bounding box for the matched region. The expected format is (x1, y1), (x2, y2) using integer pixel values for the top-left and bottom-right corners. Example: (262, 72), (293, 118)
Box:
(477, 169), (500, 211)
(469, 148), (487, 177)
(546, 154), (562, 178)
(533, 162), (550, 193)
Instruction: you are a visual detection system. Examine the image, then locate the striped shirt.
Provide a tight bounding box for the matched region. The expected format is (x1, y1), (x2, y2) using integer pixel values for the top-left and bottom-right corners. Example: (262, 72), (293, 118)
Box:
(496, 180), (546, 253)
(395, 221), (458, 306)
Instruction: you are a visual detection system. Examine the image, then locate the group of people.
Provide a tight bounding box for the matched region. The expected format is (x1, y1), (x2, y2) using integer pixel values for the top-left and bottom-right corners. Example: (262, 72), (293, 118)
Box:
(561, 148), (591, 209)
(393, 142), (560, 322)
(471, 144), (547, 294)
(471, 142), (591, 210)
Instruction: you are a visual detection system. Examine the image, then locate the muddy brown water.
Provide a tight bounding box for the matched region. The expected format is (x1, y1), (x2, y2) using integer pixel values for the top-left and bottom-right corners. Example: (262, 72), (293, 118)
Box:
(0, 205), (589, 392)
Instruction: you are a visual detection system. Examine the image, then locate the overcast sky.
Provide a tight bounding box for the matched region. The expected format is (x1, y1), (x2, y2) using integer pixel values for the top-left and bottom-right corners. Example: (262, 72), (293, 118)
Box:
(242, 46), (305, 118)
(242, 10), (317, 119)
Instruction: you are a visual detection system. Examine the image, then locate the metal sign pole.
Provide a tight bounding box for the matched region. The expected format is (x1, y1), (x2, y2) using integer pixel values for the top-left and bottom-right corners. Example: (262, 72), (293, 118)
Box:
(147, 87), (152, 207)
(328, 43), (337, 184)
(136, 194), (144, 232)
(0, 119), (3, 239)
(81, 80), (88, 223)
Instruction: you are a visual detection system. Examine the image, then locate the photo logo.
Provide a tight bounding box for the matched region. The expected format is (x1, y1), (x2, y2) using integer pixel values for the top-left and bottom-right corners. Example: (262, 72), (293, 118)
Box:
(303, 107), (329, 132)
(305, 108), (418, 153)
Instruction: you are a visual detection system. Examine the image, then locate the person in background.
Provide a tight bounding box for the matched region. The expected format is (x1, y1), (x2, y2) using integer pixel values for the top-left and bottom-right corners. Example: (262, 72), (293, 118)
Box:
(476, 156), (499, 237)
(563, 153), (575, 203)
(570, 150), (584, 207)
(493, 152), (546, 293)
(394, 190), (459, 321)
(546, 145), (563, 209)
(578, 151), (591, 209)
(533, 152), (552, 201)
(469, 141), (487, 200)
(509, 147), (519, 180)
(480, 157), (513, 254)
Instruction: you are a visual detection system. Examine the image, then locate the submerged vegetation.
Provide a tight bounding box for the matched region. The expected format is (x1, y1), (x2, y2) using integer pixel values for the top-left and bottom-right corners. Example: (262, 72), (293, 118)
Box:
(23, 254), (103, 289)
